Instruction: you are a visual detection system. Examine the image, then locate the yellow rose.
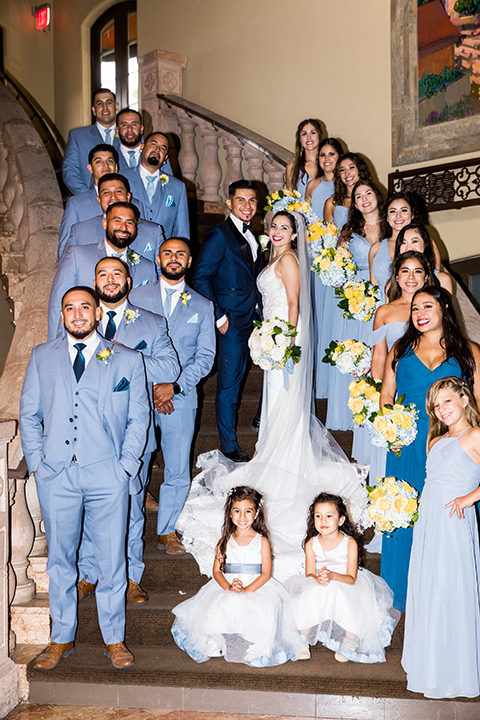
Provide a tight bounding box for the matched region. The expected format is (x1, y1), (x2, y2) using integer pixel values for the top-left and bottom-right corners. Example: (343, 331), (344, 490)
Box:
(401, 481), (413, 492)
(399, 415), (412, 430)
(383, 426), (398, 443)
(357, 381), (369, 394)
(335, 256), (344, 268)
(373, 416), (388, 432)
(348, 397), (364, 414)
(376, 496), (391, 512)
(390, 411), (404, 426)
(382, 406), (392, 415)
(377, 516), (393, 533)
(364, 385), (377, 399)
(326, 222), (338, 235)
(405, 498), (418, 514)
(386, 484), (400, 496)
(344, 288), (354, 300)
(98, 349), (110, 358)
(343, 339), (354, 348)
(350, 303), (362, 314)
(392, 495), (408, 513)
(369, 487), (383, 502)
(348, 381), (358, 393)
(364, 296), (376, 309)
(271, 192), (280, 201)
(319, 258), (331, 271)
(351, 342), (365, 356)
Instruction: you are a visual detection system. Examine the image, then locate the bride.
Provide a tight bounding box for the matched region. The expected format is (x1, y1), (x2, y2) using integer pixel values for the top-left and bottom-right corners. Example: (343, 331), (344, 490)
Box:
(177, 211), (369, 581)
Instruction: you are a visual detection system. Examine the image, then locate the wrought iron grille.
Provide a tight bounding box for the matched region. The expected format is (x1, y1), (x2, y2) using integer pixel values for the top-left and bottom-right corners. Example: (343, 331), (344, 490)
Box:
(388, 157), (480, 212)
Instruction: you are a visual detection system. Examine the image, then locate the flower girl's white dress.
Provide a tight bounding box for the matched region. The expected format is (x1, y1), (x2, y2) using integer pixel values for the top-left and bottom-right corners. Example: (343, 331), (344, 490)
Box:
(287, 533), (400, 663)
(171, 532), (302, 666)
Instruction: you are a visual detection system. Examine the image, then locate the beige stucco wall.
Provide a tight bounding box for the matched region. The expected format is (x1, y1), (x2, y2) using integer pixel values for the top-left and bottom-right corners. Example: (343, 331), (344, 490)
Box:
(0, 0), (478, 261)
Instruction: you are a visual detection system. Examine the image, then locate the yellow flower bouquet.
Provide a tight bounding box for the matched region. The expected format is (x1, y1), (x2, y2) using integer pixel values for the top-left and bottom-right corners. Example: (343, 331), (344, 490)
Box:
(367, 476), (419, 535)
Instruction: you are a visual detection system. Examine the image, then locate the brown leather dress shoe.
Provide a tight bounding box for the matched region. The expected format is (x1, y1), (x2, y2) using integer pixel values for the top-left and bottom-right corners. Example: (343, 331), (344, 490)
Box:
(127, 580), (149, 605)
(34, 641), (75, 670)
(158, 531), (186, 555)
(77, 575), (97, 602)
(145, 491), (159, 511)
(104, 642), (135, 668)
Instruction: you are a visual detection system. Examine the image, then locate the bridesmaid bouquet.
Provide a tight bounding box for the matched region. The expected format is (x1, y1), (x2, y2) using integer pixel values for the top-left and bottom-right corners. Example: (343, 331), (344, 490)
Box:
(265, 187), (320, 227)
(307, 220), (340, 250)
(335, 279), (381, 322)
(248, 318), (301, 371)
(311, 246), (358, 286)
(367, 476), (419, 535)
(323, 339), (372, 376)
(347, 375), (382, 426)
(264, 188), (302, 211)
(367, 396), (419, 456)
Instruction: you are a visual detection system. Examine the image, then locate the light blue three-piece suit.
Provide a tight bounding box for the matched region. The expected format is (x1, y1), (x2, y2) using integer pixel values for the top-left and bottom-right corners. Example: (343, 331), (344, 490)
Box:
(78, 302), (180, 584)
(19, 332), (150, 644)
(130, 280), (216, 536)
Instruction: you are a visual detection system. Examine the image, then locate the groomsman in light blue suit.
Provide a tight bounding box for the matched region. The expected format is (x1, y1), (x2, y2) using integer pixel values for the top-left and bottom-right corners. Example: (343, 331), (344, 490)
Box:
(77, 257), (180, 605)
(130, 238), (215, 555)
(20, 286), (149, 670)
(62, 89), (120, 195)
(115, 108), (173, 175)
(60, 173), (164, 262)
(49, 202), (158, 340)
(123, 132), (190, 239)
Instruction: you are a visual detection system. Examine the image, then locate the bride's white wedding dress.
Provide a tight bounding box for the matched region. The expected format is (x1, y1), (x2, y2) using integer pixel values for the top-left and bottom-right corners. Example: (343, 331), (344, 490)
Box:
(177, 215), (369, 581)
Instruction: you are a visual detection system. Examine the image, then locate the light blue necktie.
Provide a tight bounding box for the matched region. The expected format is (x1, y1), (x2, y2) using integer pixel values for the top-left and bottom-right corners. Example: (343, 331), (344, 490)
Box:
(111, 252), (124, 259)
(146, 175), (156, 204)
(164, 288), (176, 319)
(73, 343), (86, 382)
(105, 310), (116, 340)
(104, 128), (113, 144)
(128, 150), (137, 167)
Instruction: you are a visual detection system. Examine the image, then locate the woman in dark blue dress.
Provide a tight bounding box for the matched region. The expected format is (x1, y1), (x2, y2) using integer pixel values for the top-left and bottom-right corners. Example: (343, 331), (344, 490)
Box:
(379, 286), (480, 611)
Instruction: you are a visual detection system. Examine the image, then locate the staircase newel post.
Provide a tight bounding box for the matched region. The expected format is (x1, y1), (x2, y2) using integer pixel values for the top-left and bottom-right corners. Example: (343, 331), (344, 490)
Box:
(198, 121), (222, 202)
(221, 134), (243, 197)
(177, 113), (199, 185)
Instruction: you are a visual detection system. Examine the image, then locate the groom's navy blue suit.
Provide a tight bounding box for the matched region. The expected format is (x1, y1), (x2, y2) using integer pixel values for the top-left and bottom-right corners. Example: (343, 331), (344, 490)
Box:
(192, 216), (263, 453)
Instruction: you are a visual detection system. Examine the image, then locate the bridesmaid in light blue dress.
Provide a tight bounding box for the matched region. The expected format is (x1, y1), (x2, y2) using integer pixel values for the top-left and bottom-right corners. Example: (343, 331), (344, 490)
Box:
(402, 378), (480, 698)
(285, 118), (322, 199)
(305, 139), (344, 399)
(325, 180), (384, 431)
(393, 224), (452, 296)
(379, 286), (480, 611)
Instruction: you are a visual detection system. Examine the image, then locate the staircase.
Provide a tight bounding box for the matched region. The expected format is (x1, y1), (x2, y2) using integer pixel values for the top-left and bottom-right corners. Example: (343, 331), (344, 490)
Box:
(21, 364), (479, 718)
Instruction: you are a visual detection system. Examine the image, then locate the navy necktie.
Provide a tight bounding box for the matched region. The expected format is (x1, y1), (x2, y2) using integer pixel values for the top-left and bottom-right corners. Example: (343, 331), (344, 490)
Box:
(105, 310), (117, 340)
(73, 343), (86, 382)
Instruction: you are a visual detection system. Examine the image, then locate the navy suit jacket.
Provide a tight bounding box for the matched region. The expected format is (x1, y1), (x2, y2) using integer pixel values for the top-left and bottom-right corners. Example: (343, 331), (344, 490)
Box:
(48, 242), (158, 340)
(192, 217), (263, 336)
(62, 125), (122, 195)
(61, 215), (165, 262)
(130, 281), (215, 410)
(123, 166), (190, 239)
(20, 332), (149, 490)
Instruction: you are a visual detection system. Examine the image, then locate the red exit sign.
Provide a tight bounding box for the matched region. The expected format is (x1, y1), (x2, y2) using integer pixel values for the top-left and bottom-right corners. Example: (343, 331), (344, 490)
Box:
(33, 4), (51, 31)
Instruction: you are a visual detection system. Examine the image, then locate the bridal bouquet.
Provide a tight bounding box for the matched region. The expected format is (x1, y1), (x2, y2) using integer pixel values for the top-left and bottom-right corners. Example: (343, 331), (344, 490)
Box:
(335, 279), (381, 322)
(367, 396), (419, 456)
(248, 318), (301, 371)
(347, 375), (382, 427)
(311, 246), (358, 286)
(367, 476), (419, 535)
(323, 339), (372, 376)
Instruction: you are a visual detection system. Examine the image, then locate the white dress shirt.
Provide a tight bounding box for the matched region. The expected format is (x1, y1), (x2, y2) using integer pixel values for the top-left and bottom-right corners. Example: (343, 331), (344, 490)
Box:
(96, 122), (116, 144)
(229, 212), (258, 261)
(120, 144), (141, 167)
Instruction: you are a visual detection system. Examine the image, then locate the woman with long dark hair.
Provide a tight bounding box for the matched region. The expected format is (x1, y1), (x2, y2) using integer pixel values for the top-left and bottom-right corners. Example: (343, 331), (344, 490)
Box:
(379, 285), (480, 610)
(285, 118), (322, 198)
(305, 138), (343, 219)
(391, 224), (451, 294)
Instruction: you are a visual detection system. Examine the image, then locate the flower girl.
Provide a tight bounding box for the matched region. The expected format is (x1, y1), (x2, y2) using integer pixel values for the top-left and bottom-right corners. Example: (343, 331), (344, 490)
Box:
(171, 486), (302, 666)
(288, 492), (399, 663)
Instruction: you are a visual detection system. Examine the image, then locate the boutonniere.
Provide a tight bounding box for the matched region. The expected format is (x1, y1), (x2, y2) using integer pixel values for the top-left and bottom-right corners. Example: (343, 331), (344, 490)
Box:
(180, 291), (191, 306)
(124, 308), (140, 325)
(127, 249), (141, 265)
(159, 174), (170, 186)
(96, 346), (115, 365)
(259, 234), (270, 251)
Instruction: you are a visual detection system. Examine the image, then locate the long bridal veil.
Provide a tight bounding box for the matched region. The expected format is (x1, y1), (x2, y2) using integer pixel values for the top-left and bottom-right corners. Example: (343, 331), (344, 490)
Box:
(177, 212), (370, 581)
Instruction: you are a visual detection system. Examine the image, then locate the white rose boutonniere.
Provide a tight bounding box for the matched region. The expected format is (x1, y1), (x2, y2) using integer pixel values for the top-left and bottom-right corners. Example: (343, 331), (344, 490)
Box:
(180, 291), (191, 306)
(124, 308), (140, 325)
(127, 249), (141, 265)
(259, 234), (270, 251)
(96, 346), (115, 365)
(159, 174), (170, 186)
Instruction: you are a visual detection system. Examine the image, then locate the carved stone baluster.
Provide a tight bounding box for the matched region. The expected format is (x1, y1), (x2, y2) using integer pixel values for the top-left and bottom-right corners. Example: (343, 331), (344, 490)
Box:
(25, 475), (47, 557)
(10, 475), (35, 605)
(177, 114), (199, 185)
(221, 135), (243, 198)
(198, 122), (222, 202)
(244, 146), (265, 183)
(0, 144), (8, 213)
(2, 158), (16, 232)
(264, 159), (286, 193)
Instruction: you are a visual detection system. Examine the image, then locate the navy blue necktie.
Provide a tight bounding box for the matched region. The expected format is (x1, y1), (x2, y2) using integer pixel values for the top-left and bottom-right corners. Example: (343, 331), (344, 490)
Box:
(105, 310), (117, 340)
(73, 343), (86, 382)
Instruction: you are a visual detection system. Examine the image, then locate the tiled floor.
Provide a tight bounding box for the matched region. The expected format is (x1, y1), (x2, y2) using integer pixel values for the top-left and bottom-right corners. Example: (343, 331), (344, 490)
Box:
(6, 708), (320, 720)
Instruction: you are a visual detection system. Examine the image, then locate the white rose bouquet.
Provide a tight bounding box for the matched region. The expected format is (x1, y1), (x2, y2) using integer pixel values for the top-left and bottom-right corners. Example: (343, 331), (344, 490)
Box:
(248, 317), (301, 371)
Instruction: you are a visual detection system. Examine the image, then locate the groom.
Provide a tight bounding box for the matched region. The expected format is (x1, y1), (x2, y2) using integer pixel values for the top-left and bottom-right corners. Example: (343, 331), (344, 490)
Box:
(192, 179), (263, 462)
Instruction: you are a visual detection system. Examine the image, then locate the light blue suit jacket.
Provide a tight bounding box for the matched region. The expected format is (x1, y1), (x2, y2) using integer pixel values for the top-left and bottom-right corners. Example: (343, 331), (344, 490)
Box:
(62, 215), (165, 262)
(105, 301), (180, 452)
(62, 125), (122, 195)
(48, 242), (158, 341)
(130, 281), (215, 410)
(123, 167), (190, 239)
(20, 332), (149, 492)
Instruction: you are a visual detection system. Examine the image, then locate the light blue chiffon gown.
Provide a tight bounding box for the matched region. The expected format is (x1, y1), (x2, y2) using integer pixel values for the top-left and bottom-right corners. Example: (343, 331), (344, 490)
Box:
(325, 232), (373, 430)
(296, 172), (312, 200)
(402, 431), (480, 698)
(310, 180), (335, 398)
(371, 239), (393, 303)
(380, 353), (462, 611)
(314, 204), (349, 399)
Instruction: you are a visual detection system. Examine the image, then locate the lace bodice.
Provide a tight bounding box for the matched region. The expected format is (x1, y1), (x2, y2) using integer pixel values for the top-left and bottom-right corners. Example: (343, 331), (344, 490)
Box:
(257, 253), (297, 322)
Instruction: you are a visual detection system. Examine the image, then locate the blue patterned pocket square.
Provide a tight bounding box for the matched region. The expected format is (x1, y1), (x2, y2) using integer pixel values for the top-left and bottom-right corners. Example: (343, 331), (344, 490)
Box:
(165, 194), (175, 208)
(114, 377), (130, 392)
(133, 340), (147, 351)
(144, 243), (153, 252)
(187, 313), (199, 324)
